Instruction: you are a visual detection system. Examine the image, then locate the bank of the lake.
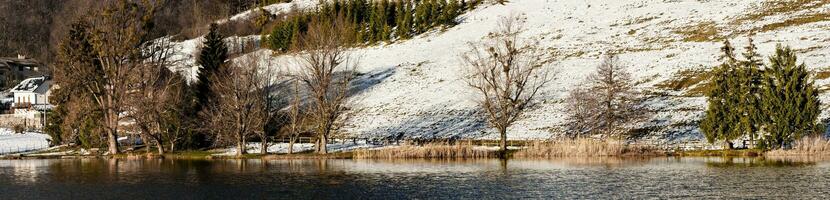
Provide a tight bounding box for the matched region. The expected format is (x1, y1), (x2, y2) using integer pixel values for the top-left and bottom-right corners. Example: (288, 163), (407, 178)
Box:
(5, 136), (830, 160)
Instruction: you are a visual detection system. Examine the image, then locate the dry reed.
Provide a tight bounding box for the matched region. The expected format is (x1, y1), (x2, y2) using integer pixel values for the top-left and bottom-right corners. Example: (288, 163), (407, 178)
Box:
(353, 143), (497, 159)
(766, 137), (830, 156)
(514, 138), (638, 158)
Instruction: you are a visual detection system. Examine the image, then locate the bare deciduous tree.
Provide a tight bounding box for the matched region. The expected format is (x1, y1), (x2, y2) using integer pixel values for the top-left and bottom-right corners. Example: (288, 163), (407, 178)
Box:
(564, 86), (601, 138)
(125, 38), (182, 155)
(286, 79), (305, 154)
(202, 57), (268, 156)
(77, 1), (158, 154)
(565, 53), (646, 138)
(294, 17), (357, 154)
(462, 15), (551, 154)
(252, 54), (283, 155)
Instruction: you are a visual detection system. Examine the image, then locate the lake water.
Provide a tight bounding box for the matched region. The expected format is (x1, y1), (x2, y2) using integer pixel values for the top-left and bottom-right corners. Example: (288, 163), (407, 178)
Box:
(1, 157), (829, 199)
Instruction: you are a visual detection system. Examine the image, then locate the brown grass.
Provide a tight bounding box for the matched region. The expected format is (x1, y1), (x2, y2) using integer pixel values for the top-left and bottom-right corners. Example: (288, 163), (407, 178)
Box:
(735, 0), (830, 24)
(815, 69), (830, 80)
(673, 1), (830, 39)
(758, 13), (830, 32)
(654, 68), (713, 96)
(513, 138), (656, 158)
(766, 137), (830, 156)
(353, 143), (498, 159)
(673, 21), (721, 42)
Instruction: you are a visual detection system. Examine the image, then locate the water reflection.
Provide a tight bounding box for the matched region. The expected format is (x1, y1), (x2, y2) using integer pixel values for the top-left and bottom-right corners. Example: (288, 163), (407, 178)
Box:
(1, 157), (829, 199)
(705, 157), (817, 167)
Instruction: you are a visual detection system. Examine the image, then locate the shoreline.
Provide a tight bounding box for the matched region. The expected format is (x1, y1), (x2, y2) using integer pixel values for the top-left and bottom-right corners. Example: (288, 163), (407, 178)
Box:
(2, 148), (823, 161)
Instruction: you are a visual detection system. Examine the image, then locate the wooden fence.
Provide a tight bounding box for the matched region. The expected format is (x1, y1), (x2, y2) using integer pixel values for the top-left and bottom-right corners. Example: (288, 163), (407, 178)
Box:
(269, 136), (726, 151)
(270, 137), (539, 147)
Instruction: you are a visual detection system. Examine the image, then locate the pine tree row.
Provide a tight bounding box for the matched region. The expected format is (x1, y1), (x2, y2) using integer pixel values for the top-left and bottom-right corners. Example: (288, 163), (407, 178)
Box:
(701, 40), (822, 149)
(263, 0), (481, 53)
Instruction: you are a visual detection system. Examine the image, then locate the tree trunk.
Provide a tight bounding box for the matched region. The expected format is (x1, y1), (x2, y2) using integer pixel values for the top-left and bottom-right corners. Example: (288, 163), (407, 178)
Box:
(320, 134), (328, 154)
(139, 134), (150, 153)
(105, 91), (119, 155)
(260, 136), (268, 155)
(499, 128), (507, 156)
(288, 137), (295, 154)
(156, 140), (165, 155)
(152, 133), (165, 155)
(315, 137), (321, 153)
(107, 129), (119, 155)
(237, 141), (245, 157)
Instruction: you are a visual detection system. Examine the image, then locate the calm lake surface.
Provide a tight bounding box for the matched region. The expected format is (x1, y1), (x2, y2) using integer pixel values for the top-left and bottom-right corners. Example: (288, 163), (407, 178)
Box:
(1, 157), (829, 199)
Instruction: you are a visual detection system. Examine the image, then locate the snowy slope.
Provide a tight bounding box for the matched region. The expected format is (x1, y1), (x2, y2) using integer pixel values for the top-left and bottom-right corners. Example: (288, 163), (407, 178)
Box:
(186, 0), (830, 145)
(221, 0), (318, 23)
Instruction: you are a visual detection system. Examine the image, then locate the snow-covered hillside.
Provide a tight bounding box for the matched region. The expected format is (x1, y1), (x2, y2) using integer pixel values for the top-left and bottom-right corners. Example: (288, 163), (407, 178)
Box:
(185, 0), (830, 145)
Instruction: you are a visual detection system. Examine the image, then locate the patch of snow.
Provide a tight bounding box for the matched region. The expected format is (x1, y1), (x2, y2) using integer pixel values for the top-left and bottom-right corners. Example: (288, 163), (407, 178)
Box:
(0, 128), (50, 154)
(213, 141), (382, 156)
(220, 0), (319, 24)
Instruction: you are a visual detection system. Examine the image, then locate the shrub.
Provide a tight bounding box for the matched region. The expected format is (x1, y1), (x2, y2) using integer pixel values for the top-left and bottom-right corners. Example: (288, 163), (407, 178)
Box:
(765, 136), (830, 156)
(353, 143), (497, 159)
(13, 124), (24, 133)
(513, 138), (653, 158)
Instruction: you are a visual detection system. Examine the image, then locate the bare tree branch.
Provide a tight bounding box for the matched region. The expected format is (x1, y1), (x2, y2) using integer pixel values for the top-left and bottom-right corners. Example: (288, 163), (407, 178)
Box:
(462, 15), (552, 153)
(293, 16), (357, 154)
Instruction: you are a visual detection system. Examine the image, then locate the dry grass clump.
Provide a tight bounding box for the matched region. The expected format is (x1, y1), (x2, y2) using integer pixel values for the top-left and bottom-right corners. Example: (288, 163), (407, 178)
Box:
(673, 21), (721, 42)
(758, 13), (830, 32)
(353, 143), (497, 159)
(514, 138), (629, 158)
(654, 68), (713, 96)
(766, 136), (830, 156)
(735, 0), (830, 24)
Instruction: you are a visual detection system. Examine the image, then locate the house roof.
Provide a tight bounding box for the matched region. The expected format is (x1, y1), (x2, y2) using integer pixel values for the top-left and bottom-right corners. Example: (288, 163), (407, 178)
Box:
(11, 76), (50, 94)
(0, 57), (42, 67)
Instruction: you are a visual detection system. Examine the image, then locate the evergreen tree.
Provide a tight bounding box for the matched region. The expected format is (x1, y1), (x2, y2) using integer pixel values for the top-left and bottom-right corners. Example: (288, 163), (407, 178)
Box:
(395, 1), (407, 38)
(701, 40), (745, 149)
(414, 0), (429, 33)
(425, 0), (436, 28)
(50, 21), (105, 146)
(381, 0), (393, 41)
(386, 1), (397, 27)
(368, 1), (388, 43)
(400, 1), (414, 38)
(736, 38), (763, 142)
(265, 20), (295, 52)
(436, 0), (448, 25)
(469, 0), (482, 9)
(443, 0), (460, 25)
(195, 23), (229, 112)
(758, 45), (822, 149)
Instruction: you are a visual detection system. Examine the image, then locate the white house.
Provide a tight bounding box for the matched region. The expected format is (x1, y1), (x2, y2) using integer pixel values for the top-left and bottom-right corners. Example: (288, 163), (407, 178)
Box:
(10, 76), (52, 113)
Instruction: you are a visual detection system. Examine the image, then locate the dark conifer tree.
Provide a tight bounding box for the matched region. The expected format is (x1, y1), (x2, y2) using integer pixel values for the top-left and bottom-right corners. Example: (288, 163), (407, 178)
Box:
(443, 0), (460, 25)
(736, 38), (763, 142)
(195, 23), (229, 112)
(758, 45), (822, 149)
(414, 0), (428, 33)
(702, 41), (738, 148)
(401, 1), (414, 38)
(395, 1), (407, 38)
(368, 1), (387, 43)
(436, 0), (448, 25)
